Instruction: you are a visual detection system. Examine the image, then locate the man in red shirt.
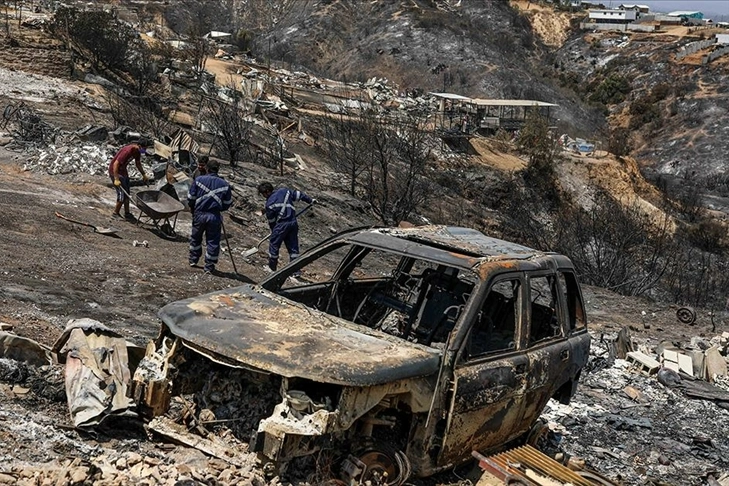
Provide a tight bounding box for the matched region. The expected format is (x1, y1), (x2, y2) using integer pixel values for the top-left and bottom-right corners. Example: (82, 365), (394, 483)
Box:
(108, 141), (151, 219)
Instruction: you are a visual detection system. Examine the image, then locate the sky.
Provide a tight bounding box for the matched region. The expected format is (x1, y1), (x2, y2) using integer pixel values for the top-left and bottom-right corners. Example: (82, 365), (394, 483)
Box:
(604, 1), (729, 18)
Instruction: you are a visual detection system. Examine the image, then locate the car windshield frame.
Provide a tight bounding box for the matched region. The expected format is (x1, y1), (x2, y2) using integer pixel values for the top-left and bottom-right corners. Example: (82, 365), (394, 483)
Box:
(259, 236), (485, 348)
(260, 233), (482, 292)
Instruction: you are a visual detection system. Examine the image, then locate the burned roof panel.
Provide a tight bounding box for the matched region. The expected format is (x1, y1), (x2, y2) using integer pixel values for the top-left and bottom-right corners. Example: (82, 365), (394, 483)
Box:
(468, 99), (559, 108)
(158, 285), (442, 387)
(347, 226), (541, 262)
(345, 229), (482, 269)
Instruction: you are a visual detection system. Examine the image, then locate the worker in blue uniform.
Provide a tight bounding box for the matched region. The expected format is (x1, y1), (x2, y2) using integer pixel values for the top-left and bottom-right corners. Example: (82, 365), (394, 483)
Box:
(257, 182), (315, 272)
(188, 160), (232, 274)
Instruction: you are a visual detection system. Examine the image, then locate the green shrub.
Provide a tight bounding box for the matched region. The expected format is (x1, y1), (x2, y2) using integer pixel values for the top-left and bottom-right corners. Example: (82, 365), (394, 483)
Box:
(588, 73), (632, 105)
(628, 97), (661, 129)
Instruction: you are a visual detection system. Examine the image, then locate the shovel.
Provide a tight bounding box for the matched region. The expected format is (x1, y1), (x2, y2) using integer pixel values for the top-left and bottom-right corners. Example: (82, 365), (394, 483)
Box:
(242, 202), (315, 258)
(55, 211), (119, 236)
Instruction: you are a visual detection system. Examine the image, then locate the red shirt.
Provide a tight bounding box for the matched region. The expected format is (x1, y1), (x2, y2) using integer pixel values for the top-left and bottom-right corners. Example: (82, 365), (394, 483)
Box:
(108, 145), (141, 178)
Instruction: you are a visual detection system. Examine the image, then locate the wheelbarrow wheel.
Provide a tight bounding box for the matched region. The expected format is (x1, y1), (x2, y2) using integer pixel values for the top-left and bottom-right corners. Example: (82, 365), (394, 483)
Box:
(160, 222), (175, 239)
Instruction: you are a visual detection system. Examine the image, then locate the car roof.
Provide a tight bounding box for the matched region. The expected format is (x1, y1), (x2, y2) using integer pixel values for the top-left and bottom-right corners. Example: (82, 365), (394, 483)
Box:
(336, 226), (559, 270)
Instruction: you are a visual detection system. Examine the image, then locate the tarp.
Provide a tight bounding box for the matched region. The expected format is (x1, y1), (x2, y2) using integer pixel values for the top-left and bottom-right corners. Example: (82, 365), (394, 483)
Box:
(53, 319), (135, 428)
(657, 367), (729, 404)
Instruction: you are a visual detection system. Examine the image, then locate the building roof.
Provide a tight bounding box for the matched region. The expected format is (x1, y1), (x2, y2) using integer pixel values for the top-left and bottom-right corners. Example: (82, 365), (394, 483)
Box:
(468, 99), (558, 108)
(619, 4), (650, 9)
(667, 11), (703, 17)
(429, 93), (558, 108)
(429, 92), (471, 101)
(589, 8), (634, 13)
(204, 31), (232, 39)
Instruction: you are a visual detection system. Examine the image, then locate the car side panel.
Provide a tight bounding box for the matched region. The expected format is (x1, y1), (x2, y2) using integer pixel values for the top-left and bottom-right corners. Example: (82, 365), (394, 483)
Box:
(438, 353), (529, 467)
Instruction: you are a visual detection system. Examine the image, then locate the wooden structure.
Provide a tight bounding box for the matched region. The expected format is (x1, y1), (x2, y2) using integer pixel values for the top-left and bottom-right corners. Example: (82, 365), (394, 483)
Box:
(430, 92), (558, 136)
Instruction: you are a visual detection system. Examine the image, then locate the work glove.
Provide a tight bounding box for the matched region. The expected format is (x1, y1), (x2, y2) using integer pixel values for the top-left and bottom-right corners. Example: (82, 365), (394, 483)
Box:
(114, 178), (121, 187)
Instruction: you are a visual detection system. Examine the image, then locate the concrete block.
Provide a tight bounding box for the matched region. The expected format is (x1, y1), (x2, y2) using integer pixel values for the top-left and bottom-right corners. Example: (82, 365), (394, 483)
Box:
(678, 353), (694, 376)
(685, 349), (705, 378)
(705, 347), (728, 382)
(665, 360), (680, 372)
(627, 351), (660, 374)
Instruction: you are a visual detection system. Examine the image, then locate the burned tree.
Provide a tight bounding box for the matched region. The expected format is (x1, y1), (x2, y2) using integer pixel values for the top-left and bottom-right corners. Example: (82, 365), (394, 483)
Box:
(322, 109), (436, 224)
(388, 114), (438, 224)
(517, 110), (559, 180)
(322, 111), (373, 196)
(516, 109), (561, 206)
(363, 113), (435, 225)
(104, 92), (171, 140)
(202, 89), (253, 167)
(164, 0), (232, 73)
(127, 42), (161, 97)
(556, 190), (675, 297)
(52, 7), (137, 71)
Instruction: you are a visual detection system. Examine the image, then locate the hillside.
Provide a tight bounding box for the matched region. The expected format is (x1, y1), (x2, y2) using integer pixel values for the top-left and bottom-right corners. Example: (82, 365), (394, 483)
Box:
(552, 25), (729, 198)
(215, 0), (606, 138)
(0, 1), (729, 485)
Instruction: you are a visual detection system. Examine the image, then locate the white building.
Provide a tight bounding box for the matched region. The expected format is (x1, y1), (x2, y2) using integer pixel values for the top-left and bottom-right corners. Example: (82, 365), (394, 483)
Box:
(619, 4), (650, 14)
(716, 34), (729, 45)
(588, 9), (638, 23)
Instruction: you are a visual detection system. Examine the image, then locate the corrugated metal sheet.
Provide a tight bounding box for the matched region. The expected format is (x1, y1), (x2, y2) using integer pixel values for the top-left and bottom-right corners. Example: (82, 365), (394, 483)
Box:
(473, 445), (594, 486)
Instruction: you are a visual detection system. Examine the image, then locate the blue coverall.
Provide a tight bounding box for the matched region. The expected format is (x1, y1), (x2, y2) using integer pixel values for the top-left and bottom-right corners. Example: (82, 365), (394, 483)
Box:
(265, 187), (313, 271)
(188, 173), (232, 272)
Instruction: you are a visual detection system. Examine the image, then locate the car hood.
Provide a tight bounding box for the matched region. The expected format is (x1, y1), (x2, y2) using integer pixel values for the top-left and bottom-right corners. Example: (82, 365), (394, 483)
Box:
(158, 285), (442, 386)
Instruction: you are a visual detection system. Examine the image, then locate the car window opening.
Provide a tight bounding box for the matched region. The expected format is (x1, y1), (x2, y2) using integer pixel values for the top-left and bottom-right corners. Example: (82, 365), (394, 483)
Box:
(276, 245), (476, 348)
(468, 278), (519, 358)
(529, 274), (564, 345)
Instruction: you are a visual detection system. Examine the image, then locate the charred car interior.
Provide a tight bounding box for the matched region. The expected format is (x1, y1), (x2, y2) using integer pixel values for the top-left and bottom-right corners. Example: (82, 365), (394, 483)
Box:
(133, 226), (590, 485)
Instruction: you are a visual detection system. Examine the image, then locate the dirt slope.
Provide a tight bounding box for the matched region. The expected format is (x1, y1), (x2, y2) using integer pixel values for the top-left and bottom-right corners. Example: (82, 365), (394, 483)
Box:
(510, 0), (574, 47)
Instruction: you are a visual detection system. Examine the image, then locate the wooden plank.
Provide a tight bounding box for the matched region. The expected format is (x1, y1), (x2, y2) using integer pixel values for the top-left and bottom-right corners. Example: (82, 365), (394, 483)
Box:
(147, 417), (249, 467)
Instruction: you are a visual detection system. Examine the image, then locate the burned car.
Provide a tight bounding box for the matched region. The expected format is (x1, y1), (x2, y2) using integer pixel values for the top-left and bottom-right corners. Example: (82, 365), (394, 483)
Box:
(136, 226), (590, 484)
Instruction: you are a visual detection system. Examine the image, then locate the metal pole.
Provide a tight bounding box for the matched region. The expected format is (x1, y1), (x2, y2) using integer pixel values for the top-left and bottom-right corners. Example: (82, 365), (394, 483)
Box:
(220, 217), (238, 274)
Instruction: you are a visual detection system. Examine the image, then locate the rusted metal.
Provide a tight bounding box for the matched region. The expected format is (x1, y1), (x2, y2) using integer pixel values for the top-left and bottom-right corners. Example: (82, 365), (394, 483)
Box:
(145, 225), (591, 480)
(378, 226), (542, 259)
(473, 445), (594, 486)
(158, 285), (442, 386)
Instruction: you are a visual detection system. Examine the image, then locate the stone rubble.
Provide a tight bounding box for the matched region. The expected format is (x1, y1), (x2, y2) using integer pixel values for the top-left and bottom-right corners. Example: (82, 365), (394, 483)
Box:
(540, 330), (729, 485)
(10, 136), (144, 179)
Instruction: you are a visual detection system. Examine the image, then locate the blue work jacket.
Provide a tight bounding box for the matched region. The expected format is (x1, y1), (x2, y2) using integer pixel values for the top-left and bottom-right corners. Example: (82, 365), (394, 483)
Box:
(265, 187), (313, 227)
(188, 173), (232, 213)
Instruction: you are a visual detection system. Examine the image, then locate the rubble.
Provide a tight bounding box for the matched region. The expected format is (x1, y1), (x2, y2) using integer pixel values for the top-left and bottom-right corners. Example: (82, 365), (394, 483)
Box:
(542, 329), (729, 484)
(20, 140), (111, 175)
(18, 137), (147, 178)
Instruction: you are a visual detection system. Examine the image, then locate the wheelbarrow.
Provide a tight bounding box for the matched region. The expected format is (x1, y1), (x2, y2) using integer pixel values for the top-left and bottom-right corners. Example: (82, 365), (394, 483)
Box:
(125, 188), (186, 239)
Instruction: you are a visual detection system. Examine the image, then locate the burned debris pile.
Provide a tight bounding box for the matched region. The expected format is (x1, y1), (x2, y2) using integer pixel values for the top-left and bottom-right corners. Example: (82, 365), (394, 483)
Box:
(168, 348), (282, 444)
(0, 102), (57, 146)
(542, 327), (729, 485)
(0, 322), (271, 485)
(22, 141), (112, 176)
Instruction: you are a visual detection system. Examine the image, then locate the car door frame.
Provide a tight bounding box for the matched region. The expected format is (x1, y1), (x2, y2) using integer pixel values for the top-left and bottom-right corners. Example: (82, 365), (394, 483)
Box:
(520, 269), (574, 426)
(436, 271), (531, 467)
